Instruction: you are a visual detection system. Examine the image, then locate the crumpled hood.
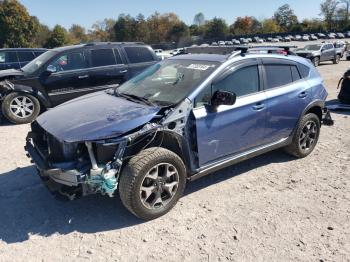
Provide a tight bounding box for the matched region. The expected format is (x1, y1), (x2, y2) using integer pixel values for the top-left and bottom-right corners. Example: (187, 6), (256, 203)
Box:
(0, 69), (24, 79)
(36, 91), (161, 143)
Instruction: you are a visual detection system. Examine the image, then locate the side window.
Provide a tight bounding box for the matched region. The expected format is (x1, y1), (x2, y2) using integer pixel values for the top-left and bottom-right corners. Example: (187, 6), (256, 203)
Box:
(291, 66), (301, 82)
(213, 65), (260, 97)
(34, 51), (45, 57)
(48, 51), (87, 72)
(0, 52), (18, 63)
(91, 49), (116, 67)
(265, 65), (293, 89)
(298, 63), (310, 79)
(0, 52), (5, 63)
(17, 51), (35, 62)
(113, 49), (123, 64)
(124, 47), (155, 63)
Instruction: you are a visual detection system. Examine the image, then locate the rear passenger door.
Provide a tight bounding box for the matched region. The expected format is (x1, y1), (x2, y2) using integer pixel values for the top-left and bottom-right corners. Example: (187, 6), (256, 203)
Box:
(122, 46), (158, 78)
(87, 48), (128, 90)
(262, 59), (312, 144)
(0, 51), (19, 70)
(17, 51), (35, 68)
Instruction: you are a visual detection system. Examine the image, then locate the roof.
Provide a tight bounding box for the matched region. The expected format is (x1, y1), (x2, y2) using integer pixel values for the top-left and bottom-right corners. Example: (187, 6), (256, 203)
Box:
(52, 42), (147, 52)
(0, 48), (47, 52)
(168, 54), (227, 63)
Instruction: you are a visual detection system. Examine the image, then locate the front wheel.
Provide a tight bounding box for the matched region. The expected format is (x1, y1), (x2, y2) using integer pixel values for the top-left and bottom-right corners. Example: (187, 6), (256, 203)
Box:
(333, 54), (340, 64)
(285, 113), (321, 158)
(312, 57), (320, 67)
(119, 147), (187, 220)
(1, 92), (41, 124)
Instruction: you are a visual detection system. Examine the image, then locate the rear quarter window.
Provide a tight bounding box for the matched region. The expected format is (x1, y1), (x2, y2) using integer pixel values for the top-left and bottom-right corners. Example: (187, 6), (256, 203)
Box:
(298, 63), (310, 79)
(124, 47), (155, 63)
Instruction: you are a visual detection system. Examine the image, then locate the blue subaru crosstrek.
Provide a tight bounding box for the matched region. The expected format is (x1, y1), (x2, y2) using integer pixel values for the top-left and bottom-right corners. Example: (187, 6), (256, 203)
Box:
(26, 51), (330, 220)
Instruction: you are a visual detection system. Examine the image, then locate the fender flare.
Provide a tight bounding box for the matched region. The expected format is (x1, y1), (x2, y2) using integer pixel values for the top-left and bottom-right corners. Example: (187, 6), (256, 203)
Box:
(0, 83), (51, 109)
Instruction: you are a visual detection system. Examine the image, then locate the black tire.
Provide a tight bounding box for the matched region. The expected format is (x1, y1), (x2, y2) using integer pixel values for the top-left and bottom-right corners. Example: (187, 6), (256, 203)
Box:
(1, 92), (40, 124)
(333, 54), (340, 64)
(312, 57), (320, 67)
(285, 113), (321, 158)
(119, 147), (187, 220)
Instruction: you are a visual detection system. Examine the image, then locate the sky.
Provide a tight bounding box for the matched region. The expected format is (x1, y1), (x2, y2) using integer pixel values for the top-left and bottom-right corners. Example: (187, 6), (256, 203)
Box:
(20, 0), (324, 30)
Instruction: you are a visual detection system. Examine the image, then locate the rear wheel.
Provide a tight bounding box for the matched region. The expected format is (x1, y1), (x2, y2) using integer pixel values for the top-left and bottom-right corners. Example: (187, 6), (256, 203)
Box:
(1, 92), (40, 124)
(119, 147), (187, 220)
(285, 113), (321, 158)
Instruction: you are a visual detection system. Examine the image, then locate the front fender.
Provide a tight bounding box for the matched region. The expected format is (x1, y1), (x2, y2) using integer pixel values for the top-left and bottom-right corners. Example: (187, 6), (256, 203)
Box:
(0, 82), (51, 108)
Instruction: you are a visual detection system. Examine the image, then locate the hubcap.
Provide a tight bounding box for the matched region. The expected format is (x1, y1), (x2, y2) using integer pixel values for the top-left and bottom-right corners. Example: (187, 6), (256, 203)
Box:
(9, 96), (34, 118)
(299, 121), (318, 152)
(140, 163), (179, 210)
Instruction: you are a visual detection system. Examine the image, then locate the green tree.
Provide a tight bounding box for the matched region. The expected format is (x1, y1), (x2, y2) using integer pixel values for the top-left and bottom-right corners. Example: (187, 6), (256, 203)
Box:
(44, 25), (68, 48)
(0, 0), (39, 47)
(114, 14), (136, 41)
(260, 19), (281, 34)
(89, 18), (115, 42)
(69, 24), (87, 44)
(320, 0), (339, 31)
(169, 22), (189, 42)
(273, 4), (299, 32)
(32, 23), (51, 47)
(204, 17), (228, 40)
(193, 12), (205, 26)
(230, 16), (261, 35)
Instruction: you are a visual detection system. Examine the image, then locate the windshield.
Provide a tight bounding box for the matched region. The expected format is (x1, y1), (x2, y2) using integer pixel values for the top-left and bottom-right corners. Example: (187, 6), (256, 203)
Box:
(302, 45), (322, 51)
(116, 59), (219, 106)
(21, 50), (57, 74)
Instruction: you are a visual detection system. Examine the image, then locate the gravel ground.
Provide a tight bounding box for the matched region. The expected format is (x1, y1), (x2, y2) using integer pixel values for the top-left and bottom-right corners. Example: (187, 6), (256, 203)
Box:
(0, 53), (350, 262)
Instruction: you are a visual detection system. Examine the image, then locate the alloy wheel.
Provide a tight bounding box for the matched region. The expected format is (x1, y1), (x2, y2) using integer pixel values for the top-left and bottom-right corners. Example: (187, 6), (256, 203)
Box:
(140, 163), (179, 209)
(9, 96), (34, 119)
(299, 120), (318, 152)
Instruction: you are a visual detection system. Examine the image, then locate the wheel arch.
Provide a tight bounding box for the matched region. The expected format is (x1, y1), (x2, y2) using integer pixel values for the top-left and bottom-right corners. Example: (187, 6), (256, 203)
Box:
(2, 84), (51, 110)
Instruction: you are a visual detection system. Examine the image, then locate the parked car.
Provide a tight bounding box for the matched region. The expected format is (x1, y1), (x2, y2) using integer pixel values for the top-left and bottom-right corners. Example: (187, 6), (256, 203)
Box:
(327, 33), (336, 39)
(0, 42), (159, 124)
(336, 33), (345, 39)
(334, 41), (346, 57)
(26, 51), (330, 220)
(317, 33), (327, 39)
(218, 41), (226, 46)
(225, 41), (233, 46)
(283, 36), (292, 42)
(271, 38), (280, 42)
(295, 35), (302, 41)
(0, 48), (47, 71)
(211, 42), (218, 46)
(295, 43), (340, 66)
(232, 39), (241, 45)
(310, 34), (318, 40)
(302, 35), (310, 41)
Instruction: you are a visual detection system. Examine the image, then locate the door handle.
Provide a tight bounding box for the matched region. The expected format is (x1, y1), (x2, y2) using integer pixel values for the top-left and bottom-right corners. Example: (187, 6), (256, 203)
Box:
(253, 102), (265, 111)
(120, 70), (128, 74)
(78, 75), (89, 79)
(298, 91), (308, 98)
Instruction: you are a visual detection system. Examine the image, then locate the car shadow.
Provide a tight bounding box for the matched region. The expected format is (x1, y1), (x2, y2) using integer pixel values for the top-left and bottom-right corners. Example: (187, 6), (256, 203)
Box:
(0, 149), (295, 244)
(326, 99), (350, 116)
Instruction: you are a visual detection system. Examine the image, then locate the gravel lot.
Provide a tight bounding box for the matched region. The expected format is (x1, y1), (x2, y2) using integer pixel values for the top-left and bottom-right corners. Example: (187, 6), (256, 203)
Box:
(0, 48), (350, 261)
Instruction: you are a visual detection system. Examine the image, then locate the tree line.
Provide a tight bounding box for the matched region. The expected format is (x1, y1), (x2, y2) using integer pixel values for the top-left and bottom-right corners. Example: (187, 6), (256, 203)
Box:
(0, 0), (350, 49)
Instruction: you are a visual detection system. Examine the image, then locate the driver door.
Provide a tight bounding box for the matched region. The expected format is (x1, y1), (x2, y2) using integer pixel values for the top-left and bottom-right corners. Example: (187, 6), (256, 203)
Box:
(40, 50), (90, 106)
(193, 61), (267, 167)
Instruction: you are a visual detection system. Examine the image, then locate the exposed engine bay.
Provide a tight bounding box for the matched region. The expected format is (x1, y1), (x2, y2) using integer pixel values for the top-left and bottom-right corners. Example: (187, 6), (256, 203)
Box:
(25, 99), (196, 200)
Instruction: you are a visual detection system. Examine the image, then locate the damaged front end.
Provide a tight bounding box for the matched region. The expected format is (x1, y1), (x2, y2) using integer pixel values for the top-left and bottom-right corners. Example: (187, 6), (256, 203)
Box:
(25, 121), (161, 200)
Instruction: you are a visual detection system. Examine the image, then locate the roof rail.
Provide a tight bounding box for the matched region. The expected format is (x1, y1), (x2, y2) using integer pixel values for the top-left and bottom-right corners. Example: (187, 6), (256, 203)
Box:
(226, 50), (242, 60)
(84, 41), (144, 46)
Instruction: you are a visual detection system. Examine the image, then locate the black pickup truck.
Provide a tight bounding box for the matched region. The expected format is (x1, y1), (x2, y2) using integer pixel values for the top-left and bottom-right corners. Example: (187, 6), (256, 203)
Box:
(0, 42), (159, 124)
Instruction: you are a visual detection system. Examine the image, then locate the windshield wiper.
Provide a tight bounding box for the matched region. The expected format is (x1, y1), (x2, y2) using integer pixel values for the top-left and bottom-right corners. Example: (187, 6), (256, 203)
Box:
(115, 91), (155, 106)
(172, 73), (184, 86)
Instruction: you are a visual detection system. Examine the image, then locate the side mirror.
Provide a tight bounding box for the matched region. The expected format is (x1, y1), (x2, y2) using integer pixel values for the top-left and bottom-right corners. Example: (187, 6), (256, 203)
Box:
(211, 90), (236, 108)
(46, 65), (57, 74)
